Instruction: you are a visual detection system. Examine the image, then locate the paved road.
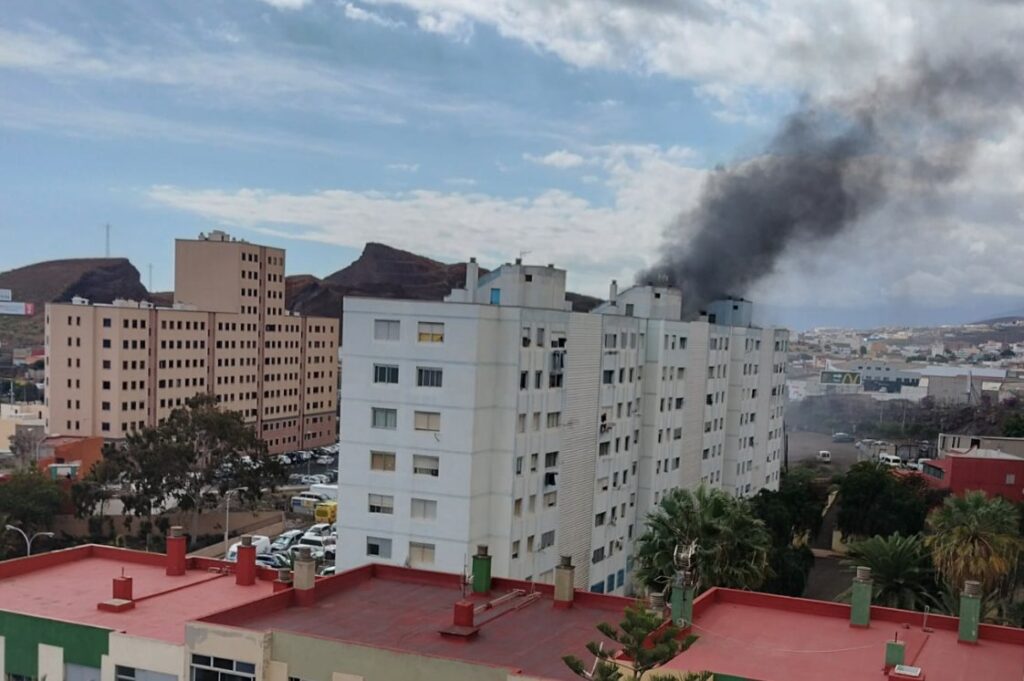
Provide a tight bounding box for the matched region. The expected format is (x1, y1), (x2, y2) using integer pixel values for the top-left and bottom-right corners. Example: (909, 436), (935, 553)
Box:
(787, 431), (863, 474)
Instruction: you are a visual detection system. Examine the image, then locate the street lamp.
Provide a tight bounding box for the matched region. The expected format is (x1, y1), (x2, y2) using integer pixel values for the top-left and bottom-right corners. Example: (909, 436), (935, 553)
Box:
(223, 488), (245, 550)
(5, 525), (54, 556)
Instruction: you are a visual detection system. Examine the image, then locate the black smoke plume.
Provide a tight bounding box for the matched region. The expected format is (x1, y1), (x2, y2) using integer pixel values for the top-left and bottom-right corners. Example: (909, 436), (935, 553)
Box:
(641, 52), (1022, 317)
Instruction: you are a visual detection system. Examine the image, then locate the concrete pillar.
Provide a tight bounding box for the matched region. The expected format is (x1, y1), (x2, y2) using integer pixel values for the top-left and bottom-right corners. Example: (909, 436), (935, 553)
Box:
(166, 526), (187, 576)
(554, 556), (575, 609)
(959, 580), (982, 644)
(471, 545), (492, 594)
(850, 566), (873, 628)
(294, 547), (316, 606)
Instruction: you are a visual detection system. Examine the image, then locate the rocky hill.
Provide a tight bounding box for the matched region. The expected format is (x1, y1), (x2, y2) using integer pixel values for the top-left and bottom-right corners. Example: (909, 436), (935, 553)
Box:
(1, 245), (603, 354)
(0, 258), (149, 355)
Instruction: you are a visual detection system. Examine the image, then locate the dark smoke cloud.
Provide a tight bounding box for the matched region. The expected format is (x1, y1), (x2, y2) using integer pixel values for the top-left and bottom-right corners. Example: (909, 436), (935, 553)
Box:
(640, 52), (1023, 317)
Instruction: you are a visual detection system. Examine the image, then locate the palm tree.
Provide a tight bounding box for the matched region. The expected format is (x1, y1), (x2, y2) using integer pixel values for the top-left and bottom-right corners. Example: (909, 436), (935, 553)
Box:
(925, 491), (1024, 594)
(840, 534), (938, 611)
(634, 486), (772, 595)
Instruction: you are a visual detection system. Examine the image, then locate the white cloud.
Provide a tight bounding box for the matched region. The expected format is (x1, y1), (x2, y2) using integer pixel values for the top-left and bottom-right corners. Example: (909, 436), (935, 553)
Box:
(258, 0), (315, 9)
(444, 177), (477, 186)
(387, 163), (420, 172)
(342, 2), (404, 28)
(416, 10), (473, 41)
(524, 149), (587, 169)
(147, 145), (704, 295)
(362, 0), (1024, 101)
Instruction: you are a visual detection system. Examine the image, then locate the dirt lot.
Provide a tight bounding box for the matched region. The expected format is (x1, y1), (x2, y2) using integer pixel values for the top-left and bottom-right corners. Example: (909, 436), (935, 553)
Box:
(787, 430), (863, 474)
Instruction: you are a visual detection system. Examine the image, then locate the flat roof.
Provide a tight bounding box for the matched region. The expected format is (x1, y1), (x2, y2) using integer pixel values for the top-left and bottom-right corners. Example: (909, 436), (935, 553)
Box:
(0, 545), (275, 643)
(663, 589), (1024, 681)
(201, 564), (631, 681)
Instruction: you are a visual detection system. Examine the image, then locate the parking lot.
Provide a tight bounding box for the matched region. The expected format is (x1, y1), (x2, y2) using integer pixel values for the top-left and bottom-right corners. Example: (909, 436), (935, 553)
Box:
(278, 445), (339, 486)
(787, 430), (862, 473)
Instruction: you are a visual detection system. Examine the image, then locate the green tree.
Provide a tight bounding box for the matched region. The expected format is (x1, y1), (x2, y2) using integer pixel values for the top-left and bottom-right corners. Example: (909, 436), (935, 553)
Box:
(0, 468), (64, 532)
(925, 491), (1024, 594)
(82, 394), (284, 543)
(836, 462), (932, 539)
(841, 534), (938, 610)
(750, 469), (825, 597)
(563, 602), (680, 680)
(635, 486), (772, 595)
(1003, 414), (1024, 438)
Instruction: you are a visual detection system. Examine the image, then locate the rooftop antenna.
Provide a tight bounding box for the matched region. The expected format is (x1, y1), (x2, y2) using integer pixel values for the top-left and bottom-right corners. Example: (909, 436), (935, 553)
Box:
(104, 223), (111, 257)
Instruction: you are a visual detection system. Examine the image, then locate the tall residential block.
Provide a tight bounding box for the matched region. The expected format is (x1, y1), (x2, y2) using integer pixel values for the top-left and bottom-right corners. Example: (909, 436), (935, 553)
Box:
(45, 231), (337, 454)
(336, 259), (787, 594)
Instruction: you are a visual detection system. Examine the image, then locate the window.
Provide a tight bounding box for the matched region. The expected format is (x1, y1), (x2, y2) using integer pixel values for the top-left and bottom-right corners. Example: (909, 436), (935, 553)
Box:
(514, 498), (523, 516)
(530, 453), (538, 471)
(599, 442), (610, 456)
(1007, 473), (1017, 485)
(532, 412), (541, 430)
(414, 410), (441, 431)
(602, 370), (614, 385)
(489, 288), (501, 304)
(102, 339), (111, 349)
(536, 327), (545, 345)
(366, 536), (392, 558)
(372, 408), (397, 429)
(409, 541), (435, 566)
(595, 512), (606, 526)
(374, 364), (399, 384)
(546, 412), (561, 428)
(411, 498), (437, 520)
(540, 530), (555, 549)
(370, 451), (396, 471)
(418, 322), (444, 342)
(511, 540), (520, 559)
(417, 367), (443, 387)
(368, 494), (394, 514)
(515, 456), (524, 475)
(544, 491), (557, 507)
(520, 371), (528, 390)
(190, 655), (255, 681)
(413, 454), (439, 476)
(545, 451), (559, 467)
(517, 414), (526, 433)
(374, 319), (400, 341)
(592, 547), (605, 564)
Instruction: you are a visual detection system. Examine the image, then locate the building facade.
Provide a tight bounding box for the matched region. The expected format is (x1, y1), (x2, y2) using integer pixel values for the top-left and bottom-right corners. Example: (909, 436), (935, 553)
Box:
(336, 260), (787, 594)
(44, 231), (337, 454)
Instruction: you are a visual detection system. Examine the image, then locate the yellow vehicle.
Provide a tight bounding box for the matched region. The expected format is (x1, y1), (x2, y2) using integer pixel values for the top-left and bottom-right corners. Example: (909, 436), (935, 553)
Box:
(314, 500), (337, 524)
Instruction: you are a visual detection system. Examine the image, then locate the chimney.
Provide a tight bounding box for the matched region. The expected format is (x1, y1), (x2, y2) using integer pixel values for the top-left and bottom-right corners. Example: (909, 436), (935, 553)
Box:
(671, 572), (695, 626)
(609, 280), (618, 305)
(471, 545), (492, 594)
(554, 555), (575, 609)
(293, 546), (316, 606)
(885, 637), (906, 670)
(273, 567), (293, 593)
(235, 535), (256, 586)
(959, 580), (982, 643)
(439, 599), (481, 639)
(466, 257), (479, 293)
(166, 526), (187, 576)
(850, 566), (872, 627)
(112, 575), (133, 601)
(515, 257), (522, 265)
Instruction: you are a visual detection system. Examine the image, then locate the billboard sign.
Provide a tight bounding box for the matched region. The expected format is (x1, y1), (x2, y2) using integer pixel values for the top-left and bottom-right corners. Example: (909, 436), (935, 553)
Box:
(0, 302), (34, 316)
(0, 289), (11, 302)
(821, 370), (861, 385)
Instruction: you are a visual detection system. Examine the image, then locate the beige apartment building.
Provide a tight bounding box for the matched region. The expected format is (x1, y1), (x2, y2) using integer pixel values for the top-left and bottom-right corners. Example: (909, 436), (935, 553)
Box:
(45, 231), (338, 454)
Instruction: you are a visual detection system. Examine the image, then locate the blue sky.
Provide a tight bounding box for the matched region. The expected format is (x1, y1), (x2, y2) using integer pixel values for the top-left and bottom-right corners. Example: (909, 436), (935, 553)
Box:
(2, 0), (1023, 328)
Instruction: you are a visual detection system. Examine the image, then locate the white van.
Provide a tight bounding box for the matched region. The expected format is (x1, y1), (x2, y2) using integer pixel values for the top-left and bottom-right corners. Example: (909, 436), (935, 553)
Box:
(225, 535), (272, 561)
(877, 453), (902, 468)
(816, 450), (832, 463)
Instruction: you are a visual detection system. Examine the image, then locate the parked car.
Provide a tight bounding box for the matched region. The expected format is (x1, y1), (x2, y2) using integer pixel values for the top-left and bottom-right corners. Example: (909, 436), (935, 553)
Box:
(816, 450), (832, 463)
(226, 535), (272, 561)
(290, 534), (336, 560)
(319, 565), (337, 576)
(270, 529), (305, 552)
(304, 523), (333, 537)
(294, 450), (312, 462)
(287, 473), (306, 485)
(256, 553), (292, 569)
(877, 453), (902, 467)
(315, 455), (334, 466)
(314, 501), (337, 524)
(832, 432), (855, 443)
(277, 454), (293, 466)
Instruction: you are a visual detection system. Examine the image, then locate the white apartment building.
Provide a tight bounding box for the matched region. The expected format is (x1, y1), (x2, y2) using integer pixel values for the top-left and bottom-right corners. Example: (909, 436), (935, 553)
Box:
(336, 260), (788, 595)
